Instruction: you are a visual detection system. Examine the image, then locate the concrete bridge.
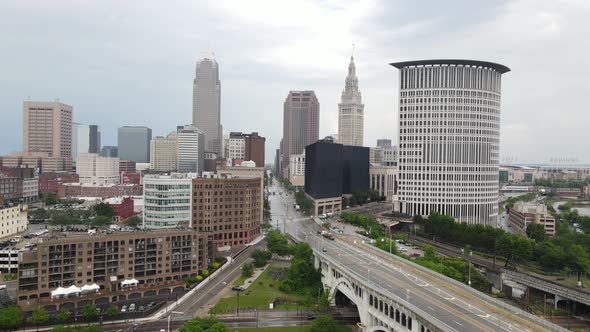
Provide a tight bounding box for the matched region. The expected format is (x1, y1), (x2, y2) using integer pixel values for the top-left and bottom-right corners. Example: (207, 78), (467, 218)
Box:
(288, 218), (567, 331)
(502, 269), (590, 309)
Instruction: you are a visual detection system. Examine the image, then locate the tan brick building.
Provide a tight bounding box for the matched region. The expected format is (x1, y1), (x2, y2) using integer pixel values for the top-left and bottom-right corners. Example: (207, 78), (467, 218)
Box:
(191, 174), (262, 252)
(18, 228), (211, 311)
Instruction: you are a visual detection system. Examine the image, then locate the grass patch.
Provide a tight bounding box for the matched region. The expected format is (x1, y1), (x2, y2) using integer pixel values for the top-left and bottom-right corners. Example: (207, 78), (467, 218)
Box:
(233, 274), (249, 286)
(213, 265), (306, 314)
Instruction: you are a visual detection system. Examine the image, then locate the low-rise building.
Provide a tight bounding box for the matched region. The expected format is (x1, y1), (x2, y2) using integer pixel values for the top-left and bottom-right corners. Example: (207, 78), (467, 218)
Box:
(143, 173), (195, 228)
(0, 204), (28, 240)
(121, 172), (141, 185)
(103, 197), (135, 221)
(17, 228), (212, 311)
(369, 164), (398, 203)
(59, 183), (143, 198)
(508, 202), (555, 237)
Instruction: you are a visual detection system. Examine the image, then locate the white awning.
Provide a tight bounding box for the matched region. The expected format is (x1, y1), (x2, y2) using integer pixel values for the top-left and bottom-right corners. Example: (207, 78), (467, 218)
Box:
(121, 278), (139, 286)
(51, 287), (68, 298)
(64, 285), (81, 295)
(81, 283), (100, 293)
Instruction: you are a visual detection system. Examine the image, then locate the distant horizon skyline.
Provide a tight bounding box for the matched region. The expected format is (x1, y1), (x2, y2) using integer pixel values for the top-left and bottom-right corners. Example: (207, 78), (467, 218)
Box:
(2, 1), (589, 164)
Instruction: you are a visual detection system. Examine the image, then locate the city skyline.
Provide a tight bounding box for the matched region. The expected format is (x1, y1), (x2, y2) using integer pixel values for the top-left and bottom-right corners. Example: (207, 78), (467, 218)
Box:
(1, 1), (589, 164)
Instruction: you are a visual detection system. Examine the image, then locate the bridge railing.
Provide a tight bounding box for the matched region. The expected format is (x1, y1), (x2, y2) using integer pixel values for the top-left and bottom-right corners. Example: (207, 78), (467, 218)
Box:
(356, 242), (568, 332)
(502, 269), (590, 305)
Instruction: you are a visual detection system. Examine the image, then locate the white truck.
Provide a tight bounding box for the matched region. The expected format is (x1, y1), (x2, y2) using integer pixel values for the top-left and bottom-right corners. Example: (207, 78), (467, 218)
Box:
(295, 204), (300, 211)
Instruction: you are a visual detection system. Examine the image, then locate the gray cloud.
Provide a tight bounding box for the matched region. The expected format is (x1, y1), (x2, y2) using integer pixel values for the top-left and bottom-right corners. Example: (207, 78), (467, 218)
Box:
(1, 0), (589, 164)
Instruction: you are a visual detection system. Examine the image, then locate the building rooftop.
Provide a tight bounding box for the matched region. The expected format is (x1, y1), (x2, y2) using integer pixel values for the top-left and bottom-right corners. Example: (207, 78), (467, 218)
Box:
(390, 59), (510, 74)
(102, 196), (131, 205)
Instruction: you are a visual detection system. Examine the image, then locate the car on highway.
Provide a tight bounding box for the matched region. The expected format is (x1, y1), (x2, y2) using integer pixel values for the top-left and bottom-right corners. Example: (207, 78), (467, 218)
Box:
(322, 248), (327, 252)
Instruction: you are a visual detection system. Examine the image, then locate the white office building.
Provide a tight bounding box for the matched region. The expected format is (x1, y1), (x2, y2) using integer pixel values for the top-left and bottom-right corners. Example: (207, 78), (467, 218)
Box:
(390, 60), (510, 226)
(143, 173), (196, 228)
(177, 125), (205, 173)
(76, 153), (119, 184)
(289, 152), (305, 190)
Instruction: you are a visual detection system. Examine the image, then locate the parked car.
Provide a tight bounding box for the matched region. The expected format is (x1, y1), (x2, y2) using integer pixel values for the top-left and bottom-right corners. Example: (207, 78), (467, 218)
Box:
(138, 305), (145, 311)
(120, 305), (127, 313)
(231, 286), (245, 291)
(129, 303), (136, 312)
(306, 314), (317, 320)
(147, 301), (156, 308)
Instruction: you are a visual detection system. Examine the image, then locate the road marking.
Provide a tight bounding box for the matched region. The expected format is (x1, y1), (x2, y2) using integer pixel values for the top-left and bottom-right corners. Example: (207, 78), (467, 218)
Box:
(454, 321), (463, 326)
(427, 306), (435, 311)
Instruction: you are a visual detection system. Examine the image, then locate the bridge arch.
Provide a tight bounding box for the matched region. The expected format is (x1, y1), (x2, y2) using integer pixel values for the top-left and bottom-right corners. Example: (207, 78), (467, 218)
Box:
(330, 277), (358, 304)
(367, 328), (388, 332)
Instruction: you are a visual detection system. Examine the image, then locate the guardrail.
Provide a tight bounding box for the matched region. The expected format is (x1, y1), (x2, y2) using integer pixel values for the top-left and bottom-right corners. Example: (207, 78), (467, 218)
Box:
(355, 241), (568, 332)
(502, 269), (590, 306)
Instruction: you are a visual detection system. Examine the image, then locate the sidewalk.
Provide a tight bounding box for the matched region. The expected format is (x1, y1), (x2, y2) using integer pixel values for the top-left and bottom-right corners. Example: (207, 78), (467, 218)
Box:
(239, 264), (270, 290)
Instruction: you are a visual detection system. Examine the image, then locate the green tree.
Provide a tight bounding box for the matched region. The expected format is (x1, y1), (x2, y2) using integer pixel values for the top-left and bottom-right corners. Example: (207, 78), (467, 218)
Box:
(30, 306), (49, 330)
(241, 263), (254, 278)
(179, 317), (228, 332)
(54, 308), (71, 324)
(82, 304), (98, 322)
(123, 216), (141, 227)
(0, 305), (24, 331)
(535, 241), (567, 271)
(496, 233), (533, 267)
(43, 192), (59, 205)
(0, 289), (11, 308)
(566, 244), (590, 272)
(526, 223), (546, 242)
(89, 215), (112, 227)
(94, 203), (114, 218)
(251, 249), (272, 268)
(423, 245), (436, 260)
(104, 305), (118, 320)
(31, 208), (50, 221)
(311, 315), (337, 332)
(266, 230), (291, 256)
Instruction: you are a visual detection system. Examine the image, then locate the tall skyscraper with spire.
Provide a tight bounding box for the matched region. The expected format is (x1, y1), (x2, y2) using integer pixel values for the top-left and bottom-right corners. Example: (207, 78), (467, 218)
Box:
(192, 51), (222, 155)
(338, 54), (364, 146)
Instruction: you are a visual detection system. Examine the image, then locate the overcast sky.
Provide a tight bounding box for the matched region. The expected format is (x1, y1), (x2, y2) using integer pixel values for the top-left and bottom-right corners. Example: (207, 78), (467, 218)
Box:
(1, 0), (589, 164)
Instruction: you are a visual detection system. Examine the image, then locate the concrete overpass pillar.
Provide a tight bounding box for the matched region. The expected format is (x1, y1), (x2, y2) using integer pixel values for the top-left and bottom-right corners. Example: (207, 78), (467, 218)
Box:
(554, 294), (562, 310)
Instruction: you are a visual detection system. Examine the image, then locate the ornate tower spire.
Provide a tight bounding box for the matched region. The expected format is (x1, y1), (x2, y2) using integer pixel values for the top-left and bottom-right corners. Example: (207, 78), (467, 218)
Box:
(338, 47), (364, 146)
